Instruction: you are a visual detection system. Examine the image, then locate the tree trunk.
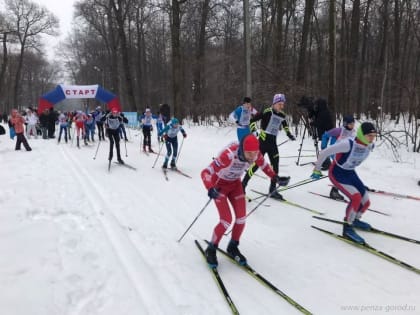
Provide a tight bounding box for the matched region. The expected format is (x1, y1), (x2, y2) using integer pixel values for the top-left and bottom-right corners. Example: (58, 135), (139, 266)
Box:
(244, 0), (252, 96)
(296, 0), (314, 86)
(328, 0), (337, 116)
(171, 0), (186, 120)
(192, 0), (210, 123)
(356, 0), (372, 117)
(111, 0), (137, 111)
(0, 33), (8, 100)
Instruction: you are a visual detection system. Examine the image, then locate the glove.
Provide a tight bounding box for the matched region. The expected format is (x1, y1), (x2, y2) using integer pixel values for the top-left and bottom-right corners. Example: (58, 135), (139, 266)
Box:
(150, 126), (153, 131)
(183, 133), (187, 138)
(311, 170), (323, 180)
(287, 132), (296, 141)
(163, 134), (168, 141)
(208, 187), (220, 199)
(272, 175), (290, 186)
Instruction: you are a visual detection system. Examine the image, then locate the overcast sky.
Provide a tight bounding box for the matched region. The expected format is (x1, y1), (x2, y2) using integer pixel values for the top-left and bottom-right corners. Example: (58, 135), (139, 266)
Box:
(33, 0), (76, 60)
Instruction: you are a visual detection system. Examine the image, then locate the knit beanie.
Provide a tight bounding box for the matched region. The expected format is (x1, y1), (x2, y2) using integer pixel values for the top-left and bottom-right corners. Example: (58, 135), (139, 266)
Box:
(272, 93), (286, 105)
(243, 134), (260, 152)
(356, 122), (376, 144)
(243, 97), (252, 103)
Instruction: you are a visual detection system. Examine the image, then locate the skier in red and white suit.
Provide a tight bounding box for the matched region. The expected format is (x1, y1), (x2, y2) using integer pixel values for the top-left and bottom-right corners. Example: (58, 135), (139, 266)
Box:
(201, 134), (290, 267)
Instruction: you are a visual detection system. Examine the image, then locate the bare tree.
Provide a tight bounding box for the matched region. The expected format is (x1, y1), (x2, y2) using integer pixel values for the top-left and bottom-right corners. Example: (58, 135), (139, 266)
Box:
(5, 0), (58, 106)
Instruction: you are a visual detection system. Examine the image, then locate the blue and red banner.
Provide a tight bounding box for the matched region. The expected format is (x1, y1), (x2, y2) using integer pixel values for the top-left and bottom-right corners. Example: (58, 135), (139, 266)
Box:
(38, 84), (121, 114)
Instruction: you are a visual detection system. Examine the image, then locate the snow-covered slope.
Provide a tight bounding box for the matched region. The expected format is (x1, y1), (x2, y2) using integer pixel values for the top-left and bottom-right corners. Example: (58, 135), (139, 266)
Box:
(0, 123), (419, 315)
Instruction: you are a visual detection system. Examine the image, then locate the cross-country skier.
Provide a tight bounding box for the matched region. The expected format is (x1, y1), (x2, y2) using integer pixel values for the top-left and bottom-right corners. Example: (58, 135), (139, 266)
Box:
(158, 118), (186, 169)
(139, 108), (158, 152)
(202, 134), (290, 267)
(321, 115), (356, 200)
(311, 122), (377, 244)
(241, 93), (296, 200)
(229, 97), (258, 141)
(73, 110), (88, 148)
(102, 108), (125, 164)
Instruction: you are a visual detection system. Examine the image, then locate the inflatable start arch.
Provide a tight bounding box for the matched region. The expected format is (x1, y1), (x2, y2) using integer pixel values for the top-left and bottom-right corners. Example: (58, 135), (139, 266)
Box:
(38, 84), (121, 114)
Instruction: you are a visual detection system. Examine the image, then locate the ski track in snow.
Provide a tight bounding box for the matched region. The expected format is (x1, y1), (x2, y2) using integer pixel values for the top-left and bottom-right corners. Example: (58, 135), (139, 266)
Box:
(58, 144), (177, 314)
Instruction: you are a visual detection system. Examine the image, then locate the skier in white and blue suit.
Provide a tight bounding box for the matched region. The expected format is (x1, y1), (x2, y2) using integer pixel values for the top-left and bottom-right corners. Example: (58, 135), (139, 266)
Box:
(311, 122), (377, 245)
(229, 97), (258, 141)
(158, 118), (187, 169)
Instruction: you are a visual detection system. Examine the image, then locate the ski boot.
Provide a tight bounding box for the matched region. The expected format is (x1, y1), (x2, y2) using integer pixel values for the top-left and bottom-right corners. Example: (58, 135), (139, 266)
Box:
(227, 240), (247, 265)
(329, 187), (344, 200)
(343, 222), (365, 244)
(149, 147), (155, 153)
(352, 218), (371, 231)
(205, 243), (218, 268)
(162, 161), (168, 169)
(143, 145), (147, 152)
(170, 160), (177, 170)
(269, 182), (284, 200)
(117, 158), (124, 164)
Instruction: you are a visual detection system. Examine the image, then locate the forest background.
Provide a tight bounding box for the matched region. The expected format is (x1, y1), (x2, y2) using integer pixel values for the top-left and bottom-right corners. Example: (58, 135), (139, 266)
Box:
(0, 0), (419, 150)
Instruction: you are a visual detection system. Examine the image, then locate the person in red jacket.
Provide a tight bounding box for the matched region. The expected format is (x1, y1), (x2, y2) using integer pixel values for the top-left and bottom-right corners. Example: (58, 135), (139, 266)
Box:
(201, 134), (290, 267)
(10, 109), (31, 151)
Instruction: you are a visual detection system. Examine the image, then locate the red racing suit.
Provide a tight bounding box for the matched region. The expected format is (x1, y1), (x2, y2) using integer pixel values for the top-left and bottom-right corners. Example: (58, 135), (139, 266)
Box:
(201, 141), (276, 245)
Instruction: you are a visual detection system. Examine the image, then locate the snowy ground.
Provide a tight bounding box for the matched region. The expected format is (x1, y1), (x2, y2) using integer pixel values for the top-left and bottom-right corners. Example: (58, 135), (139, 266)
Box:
(0, 122), (419, 315)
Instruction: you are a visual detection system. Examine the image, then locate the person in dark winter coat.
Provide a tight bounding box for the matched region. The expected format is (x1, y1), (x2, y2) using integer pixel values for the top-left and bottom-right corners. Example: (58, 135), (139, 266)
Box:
(102, 108), (125, 164)
(47, 108), (58, 138)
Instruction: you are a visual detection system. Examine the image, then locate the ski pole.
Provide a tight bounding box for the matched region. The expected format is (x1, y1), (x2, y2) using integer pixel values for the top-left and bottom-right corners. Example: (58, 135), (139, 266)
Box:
(224, 186), (284, 236)
(177, 198), (212, 243)
(277, 139), (289, 147)
(70, 127), (76, 146)
(126, 123), (131, 140)
(93, 138), (101, 159)
(176, 136), (185, 164)
(296, 123), (306, 165)
(251, 176), (328, 202)
(152, 140), (165, 168)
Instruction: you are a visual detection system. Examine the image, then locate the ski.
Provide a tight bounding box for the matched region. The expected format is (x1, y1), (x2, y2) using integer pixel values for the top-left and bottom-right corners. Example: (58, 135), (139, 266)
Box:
(308, 191), (390, 216)
(251, 177), (328, 202)
(312, 216), (420, 244)
(246, 195), (270, 207)
(114, 162), (137, 171)
(251, 190), (324, 215)
(170, 167), (192, 178)
(205, 240), (312, 315)
(194, 240), (240, 315)
(367, 188), (420, 202)
(162, 168), (169, 181)
(311, 225), (420, 275)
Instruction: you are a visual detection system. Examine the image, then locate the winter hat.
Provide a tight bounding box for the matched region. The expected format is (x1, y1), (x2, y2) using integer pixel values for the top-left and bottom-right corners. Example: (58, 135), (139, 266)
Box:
(243, 97), (252, 103)
(145, 108), (151, 112)
(343, 115), (355, 125)
(272, 93), (286, 105)
(171, 118), (179, 125)
(242, 134), (260, 152)
(356, 122), (377, 145)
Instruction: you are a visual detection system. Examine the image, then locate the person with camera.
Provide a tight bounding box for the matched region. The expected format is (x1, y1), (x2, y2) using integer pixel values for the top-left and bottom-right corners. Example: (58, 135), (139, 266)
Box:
(297, 96), (334, 167)
(241, 93), (296, 200)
